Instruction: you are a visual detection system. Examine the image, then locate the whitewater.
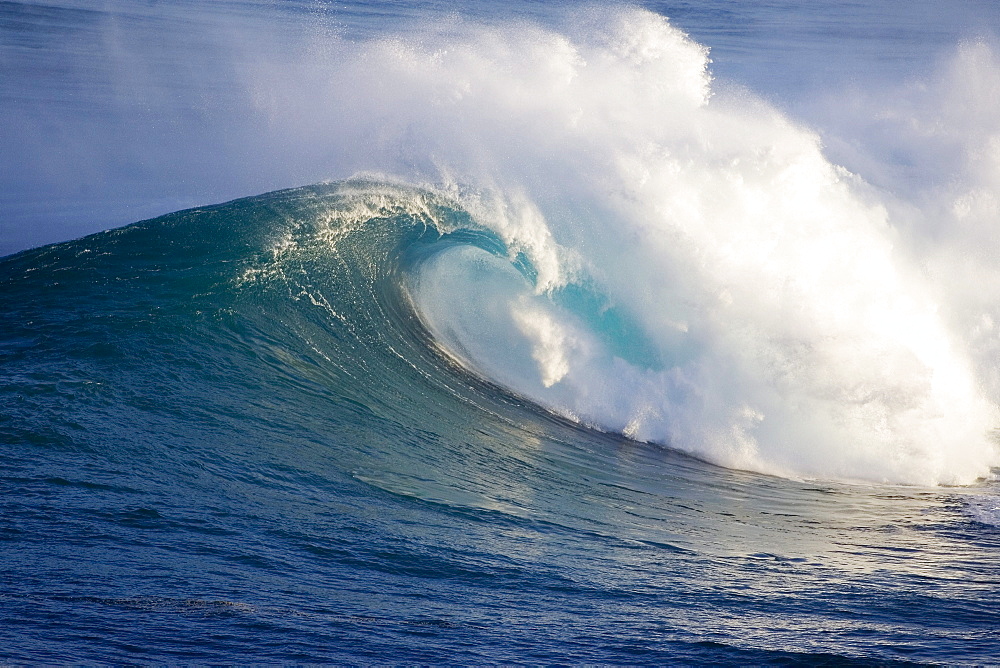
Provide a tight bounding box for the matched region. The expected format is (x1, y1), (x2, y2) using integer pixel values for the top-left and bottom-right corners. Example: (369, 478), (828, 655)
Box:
(3, 1), (1000, 664)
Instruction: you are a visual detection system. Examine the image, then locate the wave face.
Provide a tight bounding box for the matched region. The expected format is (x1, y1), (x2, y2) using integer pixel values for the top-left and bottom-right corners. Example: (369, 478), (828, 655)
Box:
(4, 2), (1000, 664)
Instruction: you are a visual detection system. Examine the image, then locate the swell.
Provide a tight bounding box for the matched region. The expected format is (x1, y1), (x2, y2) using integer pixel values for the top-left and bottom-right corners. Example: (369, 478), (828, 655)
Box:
(3, 174), (999, 486)
(5, 5), (1000, 484)
(0, 181), (585, 482)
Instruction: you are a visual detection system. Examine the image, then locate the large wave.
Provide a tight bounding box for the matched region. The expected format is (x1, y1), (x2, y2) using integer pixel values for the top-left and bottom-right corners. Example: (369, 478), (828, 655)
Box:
(10, 6), (1000, 485)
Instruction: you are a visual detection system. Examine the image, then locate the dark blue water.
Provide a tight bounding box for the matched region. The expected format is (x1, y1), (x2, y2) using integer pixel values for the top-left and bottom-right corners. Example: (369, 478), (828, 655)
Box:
(4, 2), (1000, 664)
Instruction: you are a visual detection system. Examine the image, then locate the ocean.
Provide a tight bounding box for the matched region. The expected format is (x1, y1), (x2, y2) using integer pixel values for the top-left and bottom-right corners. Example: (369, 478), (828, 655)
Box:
(3, 1), (1000, 664)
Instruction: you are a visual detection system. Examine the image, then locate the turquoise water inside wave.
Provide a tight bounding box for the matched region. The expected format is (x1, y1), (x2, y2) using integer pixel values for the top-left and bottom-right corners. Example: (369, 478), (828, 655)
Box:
(3, 181), (1000, 663)
(5, 0), (1000, 663)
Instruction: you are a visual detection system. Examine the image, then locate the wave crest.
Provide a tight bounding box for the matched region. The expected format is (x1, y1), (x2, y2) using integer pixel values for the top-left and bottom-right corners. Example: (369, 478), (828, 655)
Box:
(338, 10), (1000, 485)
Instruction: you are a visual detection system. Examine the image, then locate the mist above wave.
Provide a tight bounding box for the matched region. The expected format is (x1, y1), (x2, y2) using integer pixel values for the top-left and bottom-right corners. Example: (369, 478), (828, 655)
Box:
(350, 9), (999, 485)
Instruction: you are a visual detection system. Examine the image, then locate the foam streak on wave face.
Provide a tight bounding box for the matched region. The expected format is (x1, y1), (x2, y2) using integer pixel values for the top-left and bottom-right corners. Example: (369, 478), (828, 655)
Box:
(272, 9), (999, 484)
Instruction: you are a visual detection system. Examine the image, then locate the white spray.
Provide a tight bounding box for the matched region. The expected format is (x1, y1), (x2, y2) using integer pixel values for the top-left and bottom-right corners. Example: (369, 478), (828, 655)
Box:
(325, 9), (1000, 485)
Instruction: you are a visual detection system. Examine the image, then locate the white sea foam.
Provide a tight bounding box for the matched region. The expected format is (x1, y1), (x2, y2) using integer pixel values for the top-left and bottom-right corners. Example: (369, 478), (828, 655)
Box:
(962, 493), (1000, 527)
(363, 9), (1000, 485)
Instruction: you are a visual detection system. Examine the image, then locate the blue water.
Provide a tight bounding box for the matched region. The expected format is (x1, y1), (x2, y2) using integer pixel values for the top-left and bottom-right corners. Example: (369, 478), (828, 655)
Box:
(4, 2), (1000, 664)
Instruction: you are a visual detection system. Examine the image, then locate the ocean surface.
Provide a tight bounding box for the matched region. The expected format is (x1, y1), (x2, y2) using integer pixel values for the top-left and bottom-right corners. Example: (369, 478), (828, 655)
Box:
(3, 1), (1000, 664)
